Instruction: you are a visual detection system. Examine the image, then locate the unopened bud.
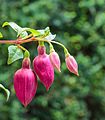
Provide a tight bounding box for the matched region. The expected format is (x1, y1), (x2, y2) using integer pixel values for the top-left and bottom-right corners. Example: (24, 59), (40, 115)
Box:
(65, 54), (79, 76)
(49, 51), (61, 72)
(14, 58), (37, 107)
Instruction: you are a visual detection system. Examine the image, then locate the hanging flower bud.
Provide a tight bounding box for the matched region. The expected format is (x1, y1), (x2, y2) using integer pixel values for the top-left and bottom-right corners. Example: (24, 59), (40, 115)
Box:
(33, 45), (54, 91)
(65, 54), (79, 76)
(49, 50), (61, 72)
(14, 58), (37, 107)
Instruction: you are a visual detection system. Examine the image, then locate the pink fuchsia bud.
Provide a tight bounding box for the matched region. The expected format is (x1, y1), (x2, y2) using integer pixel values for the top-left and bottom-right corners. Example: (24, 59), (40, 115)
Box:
(33, 46), (54, 91)
(65, 54), (79, 76)
(14, 58), (38, 107)
(49, 51), (61, 72)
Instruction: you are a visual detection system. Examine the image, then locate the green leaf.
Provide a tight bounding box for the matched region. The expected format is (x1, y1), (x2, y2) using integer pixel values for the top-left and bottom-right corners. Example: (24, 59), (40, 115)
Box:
(37, 27), (50, 36)
(8, 45), (23, 64)
(38, 27), (56, 41)
(2, 22), (28, 38)
(21, 28), (41, 37)
(43, 27), (50, 37)
(0, 84), (10, 101)
(21, 27), (56, 40)
(0, 32), (3, 38)
(45, 32), (56, 41)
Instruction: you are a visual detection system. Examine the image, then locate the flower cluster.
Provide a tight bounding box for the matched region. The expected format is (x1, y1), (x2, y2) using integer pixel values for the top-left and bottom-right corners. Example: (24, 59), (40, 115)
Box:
(14, 45), (79, 107)
(0, 22), (79, 106)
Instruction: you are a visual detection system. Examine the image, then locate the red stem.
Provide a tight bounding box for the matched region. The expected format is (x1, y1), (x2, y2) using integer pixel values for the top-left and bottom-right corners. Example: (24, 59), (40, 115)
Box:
(0, 37), (35, 44)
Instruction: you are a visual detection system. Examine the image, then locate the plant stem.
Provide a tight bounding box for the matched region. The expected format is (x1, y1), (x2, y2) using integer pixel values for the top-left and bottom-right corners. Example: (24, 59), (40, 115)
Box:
(24, 50), (30, 58)
(51, 41), (69, 55)
(0, 37), (69, 55)
(0, 40), (19, 44)
(39, 41), (44, 46)
(0, 37), (35, 44)
(17, 45), (30, 58)
(22, 34), (33, 40)
(17, 45), (27, 51)
(36, 38), (69, 55)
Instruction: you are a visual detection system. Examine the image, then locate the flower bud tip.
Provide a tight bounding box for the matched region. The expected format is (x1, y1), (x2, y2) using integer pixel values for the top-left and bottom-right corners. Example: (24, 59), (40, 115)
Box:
(58, 68), (61, 72)
(77, 73), (79, 76)
(65, 55), (79, 76)
(46, 87), (49, 91)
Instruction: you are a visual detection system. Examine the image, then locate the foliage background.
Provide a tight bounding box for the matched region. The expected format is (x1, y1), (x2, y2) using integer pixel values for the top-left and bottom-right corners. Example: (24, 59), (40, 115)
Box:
(0, 0), (105, 120)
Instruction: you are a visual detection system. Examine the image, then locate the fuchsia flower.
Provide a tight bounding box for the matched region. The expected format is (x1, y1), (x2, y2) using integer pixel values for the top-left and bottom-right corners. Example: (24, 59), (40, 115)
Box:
(49, 51), (61, 72)
(14, 58), (37, 107)
(33, 46), (54, 91)
(65, 54), (79, 76)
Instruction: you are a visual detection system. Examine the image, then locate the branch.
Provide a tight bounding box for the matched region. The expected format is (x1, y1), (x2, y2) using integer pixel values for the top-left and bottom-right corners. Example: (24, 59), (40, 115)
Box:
(0, 37), (35, 44)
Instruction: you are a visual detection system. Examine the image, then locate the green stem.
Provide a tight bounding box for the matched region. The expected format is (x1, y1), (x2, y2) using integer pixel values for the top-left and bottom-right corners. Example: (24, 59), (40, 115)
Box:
(24, 50), (30, 58)
(0, 36), (69, 56)
(39, 41), (44, 46)
(17, 45), (30, 58)
(48, 42), (54, 52)
(22, 34), (33, 40)
(51, 41), (69, 55)
(17, 45), (27, 51)
(36, 38), (69, 56)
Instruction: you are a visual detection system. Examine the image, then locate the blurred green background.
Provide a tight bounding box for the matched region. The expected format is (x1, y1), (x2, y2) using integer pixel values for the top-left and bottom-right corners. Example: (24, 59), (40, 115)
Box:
(0, 0), (105, 120)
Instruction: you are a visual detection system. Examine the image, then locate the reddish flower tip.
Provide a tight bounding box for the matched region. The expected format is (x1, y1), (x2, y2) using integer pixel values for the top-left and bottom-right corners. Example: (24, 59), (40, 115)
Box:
(65, 55), (79, 76)
(49, 51), (61, 72)
(76, 72), (79, 76)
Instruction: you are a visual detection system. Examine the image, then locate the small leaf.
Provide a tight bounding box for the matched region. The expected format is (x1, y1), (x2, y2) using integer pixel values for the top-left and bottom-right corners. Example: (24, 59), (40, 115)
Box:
(8, 45), (23, 64)
(45, 33), (56, 41)
(43, 27), (50, 37)
(38, 27), (56, 41)
(37, 27), (50, 36)
(20, 28), (41, 37)
(0, 84), (10, 101)
(2, 22), (28, 38)
(2, 22), (9, 27)
(2, 22), (21, 32)
(0, 32), (3, 38)
(18, 31), (28, 38)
